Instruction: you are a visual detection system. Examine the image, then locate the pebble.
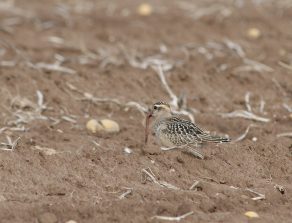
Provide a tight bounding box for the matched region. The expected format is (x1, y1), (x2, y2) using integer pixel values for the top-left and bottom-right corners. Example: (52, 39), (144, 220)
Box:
(86, 119), (120, 134)
(137, 3), (152, 16)
(247, 28), (261, 39)
(244, 211), (259, 218)
(124, 147), (133, 154)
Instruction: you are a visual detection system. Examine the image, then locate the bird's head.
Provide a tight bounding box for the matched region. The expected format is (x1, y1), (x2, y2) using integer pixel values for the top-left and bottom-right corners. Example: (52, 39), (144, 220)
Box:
(147, 102), (172, 119)
(144, 102), (171, 145)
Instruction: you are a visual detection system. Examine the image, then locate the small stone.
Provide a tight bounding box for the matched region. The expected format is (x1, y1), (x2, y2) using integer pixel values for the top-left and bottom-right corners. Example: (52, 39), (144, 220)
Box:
(38, 212), (57, 223)
(124, 147), (133, 154)
(247, 28), (261, 39)
(244, 211), (259, 218)
(66, 221), (77, 223)
(86, 119), (99, 133)
(252, 137), (257, 142)
(86, 119), (120, 134)
(97, 119), (120, 133)
(137, 3), (152, 16)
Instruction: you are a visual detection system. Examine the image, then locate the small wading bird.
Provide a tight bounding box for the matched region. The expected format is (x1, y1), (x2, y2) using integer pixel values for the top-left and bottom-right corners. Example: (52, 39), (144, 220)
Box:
(145, 102), (230, 159)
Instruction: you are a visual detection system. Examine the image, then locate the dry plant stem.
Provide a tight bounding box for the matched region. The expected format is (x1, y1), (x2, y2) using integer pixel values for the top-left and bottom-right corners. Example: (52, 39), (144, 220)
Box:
(283, 103), (292, 113)
(232, 124), (255, 142)
(151, 211), (194, 222)
(224, 39), (245, 58)
(246, 188), (265, 200)
(61, 116), (77, 123)
(118, 188), (133, 199)
(189, 181), (200, 190)
(276, 132), (292, 138)
(151, 63), (195, 122)
(27, 61), (76, 74)
(7, 90), (50, 127)
(278, 61), (292, 71)
(66, 82), (148, 117)
(259, 97), (265, 114)
(0, 136), (21, 151)
(272, 78), (287, 97)
(233, 59), (273, 73)
(220, 110), (270, 122)
(218, 184), (265, 201)
(141, 168), (180, 190)
(245, 92), (252, 112)
(151, 64), (178, 107)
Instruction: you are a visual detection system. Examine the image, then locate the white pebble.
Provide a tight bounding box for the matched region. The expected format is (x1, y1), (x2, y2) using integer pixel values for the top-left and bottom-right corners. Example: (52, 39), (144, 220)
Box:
(124, 147), (133, 154)
(252, 137), (258, 142)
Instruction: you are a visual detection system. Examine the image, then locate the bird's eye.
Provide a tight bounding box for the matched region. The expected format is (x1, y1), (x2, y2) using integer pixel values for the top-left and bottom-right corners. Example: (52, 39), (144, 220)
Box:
(153, 105), (158, 110)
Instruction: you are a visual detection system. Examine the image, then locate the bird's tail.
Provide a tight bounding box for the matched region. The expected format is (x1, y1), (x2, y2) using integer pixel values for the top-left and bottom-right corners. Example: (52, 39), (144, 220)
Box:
(200, 133), (231, 143)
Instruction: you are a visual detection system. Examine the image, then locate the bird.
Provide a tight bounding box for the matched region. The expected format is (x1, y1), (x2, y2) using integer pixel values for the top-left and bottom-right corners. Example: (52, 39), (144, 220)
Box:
(144, 102), (230, 158)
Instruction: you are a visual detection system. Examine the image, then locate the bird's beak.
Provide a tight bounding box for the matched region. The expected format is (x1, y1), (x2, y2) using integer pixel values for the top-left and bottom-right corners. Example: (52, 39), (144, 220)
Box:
(144, 110), (153, 144)
(147, 110), (153, 118)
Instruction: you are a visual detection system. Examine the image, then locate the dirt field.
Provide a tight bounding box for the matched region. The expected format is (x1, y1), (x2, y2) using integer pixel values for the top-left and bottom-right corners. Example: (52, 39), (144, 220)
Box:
(0, 0), (292, 222)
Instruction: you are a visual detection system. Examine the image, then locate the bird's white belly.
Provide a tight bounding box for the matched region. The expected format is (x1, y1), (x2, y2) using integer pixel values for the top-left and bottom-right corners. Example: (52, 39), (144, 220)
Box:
(154, 126), (175, 148)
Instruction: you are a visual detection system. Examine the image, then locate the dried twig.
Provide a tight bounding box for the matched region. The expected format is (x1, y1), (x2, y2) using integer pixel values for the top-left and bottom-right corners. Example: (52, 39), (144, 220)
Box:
(224, 39), (245, 58)
(61, 115), (77, 124)
(220, 110), (270, 122)
(141, 168), (180, 190)
(0, 60), (16, 67)
(259, 97), (265, 114)
(246, 188), (265, 200)
(151, 64), (178, 107)
(0, 136), (21, 151)
(276, 132), (292, 138)
(118, 187), (133, 199)
(232, 124), (255, 142)
(283, 103), (292, 113)
(27, 61), (76, 74)
(278, 61), (292, 71)
(272, 78), (287, 97)
(33, 145), (57, 155)
(66, 82), (148, 117)
(151, 211), (194, 222)
(7, 91), (50, 127)
(189, 181), (201, 190)
(245, 92), (252, 112)
(233, 59), (274, 73)
(151, 62), (195, 122)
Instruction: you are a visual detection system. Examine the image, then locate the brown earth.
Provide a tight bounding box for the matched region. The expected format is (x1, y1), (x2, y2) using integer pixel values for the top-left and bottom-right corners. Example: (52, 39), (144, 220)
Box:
(0, 0), (292, 222)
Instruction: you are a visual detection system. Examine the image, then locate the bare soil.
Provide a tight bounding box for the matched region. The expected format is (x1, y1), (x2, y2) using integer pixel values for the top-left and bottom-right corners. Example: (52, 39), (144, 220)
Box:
(0, 0), (291, 222)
